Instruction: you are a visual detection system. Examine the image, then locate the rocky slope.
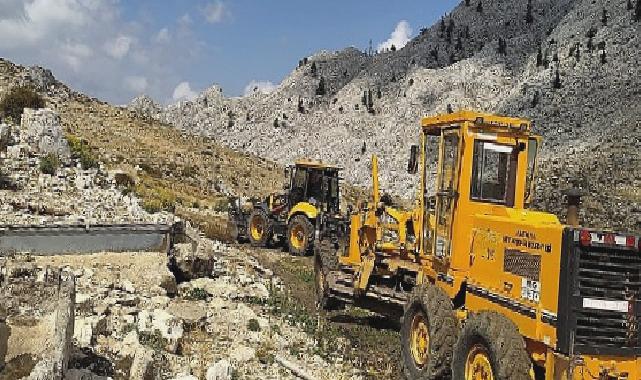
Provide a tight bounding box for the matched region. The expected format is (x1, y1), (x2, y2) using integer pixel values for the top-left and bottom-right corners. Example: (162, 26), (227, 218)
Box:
(0, 58), (284, 220)
(142, 0), (641, 231)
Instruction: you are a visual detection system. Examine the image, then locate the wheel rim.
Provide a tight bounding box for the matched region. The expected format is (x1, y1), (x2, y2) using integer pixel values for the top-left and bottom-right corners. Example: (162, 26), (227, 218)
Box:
(290, 223), (306, 250)
(250, 215), (264, 241)
(465, 344), (494, 380)
(410, 311), (430, 367)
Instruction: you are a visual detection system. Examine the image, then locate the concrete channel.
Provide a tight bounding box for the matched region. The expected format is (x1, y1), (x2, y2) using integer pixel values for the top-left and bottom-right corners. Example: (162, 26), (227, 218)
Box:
(0, 223), (178, 256)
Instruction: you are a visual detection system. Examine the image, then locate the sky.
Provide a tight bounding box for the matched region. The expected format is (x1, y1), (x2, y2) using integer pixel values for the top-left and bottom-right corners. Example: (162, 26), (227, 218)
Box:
(0, 0), (460, 105)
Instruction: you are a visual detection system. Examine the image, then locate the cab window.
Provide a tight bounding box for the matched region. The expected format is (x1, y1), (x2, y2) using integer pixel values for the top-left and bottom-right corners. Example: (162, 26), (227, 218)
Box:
(470, 141), (518, 206)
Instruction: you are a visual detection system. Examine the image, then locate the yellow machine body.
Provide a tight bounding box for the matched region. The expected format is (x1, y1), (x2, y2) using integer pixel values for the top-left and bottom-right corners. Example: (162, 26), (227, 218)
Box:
(337, 111), (639, 379)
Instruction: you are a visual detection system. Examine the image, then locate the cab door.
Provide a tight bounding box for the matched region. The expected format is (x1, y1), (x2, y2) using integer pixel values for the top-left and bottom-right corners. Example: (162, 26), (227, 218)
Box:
(433, 129), (461, 261)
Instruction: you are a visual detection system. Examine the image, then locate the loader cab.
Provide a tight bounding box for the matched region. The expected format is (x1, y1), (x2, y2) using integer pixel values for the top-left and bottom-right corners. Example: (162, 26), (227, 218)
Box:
(287, 160), (341, 214)
(416, 111), (540, 262)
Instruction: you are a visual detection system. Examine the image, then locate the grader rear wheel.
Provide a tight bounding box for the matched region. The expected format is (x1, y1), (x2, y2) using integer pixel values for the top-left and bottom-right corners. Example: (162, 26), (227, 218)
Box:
(401, 285), (459, 380)
(452, 312), (531, 380)
(248, 209), (272, 247)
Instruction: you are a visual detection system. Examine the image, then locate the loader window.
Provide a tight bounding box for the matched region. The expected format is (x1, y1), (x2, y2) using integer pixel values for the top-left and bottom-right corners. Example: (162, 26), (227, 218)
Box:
(471, 141), (517, 206)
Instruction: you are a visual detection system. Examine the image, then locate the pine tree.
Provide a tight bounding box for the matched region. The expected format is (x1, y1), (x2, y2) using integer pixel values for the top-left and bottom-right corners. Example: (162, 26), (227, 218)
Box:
(497, 38), (507, 55)
(601, 49), (607, 64)
(390, 44), (397, 51)
(553, 69), (562, 89)
(531, 91), (540, 108)
(315, 76), (326, 96)
(477, 0), (483, 13)
(601, 9), (608, 25)
(636, 0), (641, 21)
(536, 47), (543, 66)
(310, 61), (317, 76)
(440, 17), (446, 37)
(297, 98), (304, 113)
(526, 0), (534, 24)
(575, 43), (581, 61)
(447, 19), (455, 43)
(456, 35), (463, 51)
(273, 118), (279, 128)
(361, 91), (367, 106)
(367, 89), (374, 114)
(628, 0), (634, 10)
(377, 88), (382, 99)
(466, 0), (471, 6)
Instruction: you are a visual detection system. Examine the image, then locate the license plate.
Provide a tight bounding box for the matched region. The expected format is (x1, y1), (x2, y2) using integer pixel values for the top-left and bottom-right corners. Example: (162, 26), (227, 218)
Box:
(582, 298), (629, 313)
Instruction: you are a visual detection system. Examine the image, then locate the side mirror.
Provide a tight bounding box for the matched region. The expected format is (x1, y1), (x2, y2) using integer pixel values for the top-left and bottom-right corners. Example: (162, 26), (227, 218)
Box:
(407, 145), (419, 174)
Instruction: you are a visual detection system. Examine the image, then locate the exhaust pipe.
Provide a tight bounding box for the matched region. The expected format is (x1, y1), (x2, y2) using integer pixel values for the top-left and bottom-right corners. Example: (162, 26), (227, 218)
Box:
(564, 189), (584, 227)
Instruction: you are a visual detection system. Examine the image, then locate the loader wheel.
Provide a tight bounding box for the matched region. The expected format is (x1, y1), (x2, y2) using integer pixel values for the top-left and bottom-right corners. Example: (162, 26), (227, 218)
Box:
(287, 215), (314, 256)
(401, 285), (459, 380)
(314, 239), (343, 311)
(248, 209), (272, 247)
(452, 311), (531, 380)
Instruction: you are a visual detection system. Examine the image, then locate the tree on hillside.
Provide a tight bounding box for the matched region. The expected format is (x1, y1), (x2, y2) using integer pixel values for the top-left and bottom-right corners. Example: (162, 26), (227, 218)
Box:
(601, 9), (608, 25)
(601, 49), (607, 64)
(367, 89), (374, 114)
(310, 62), (317, 76)
(497, 38), (507, 55)
(628, 0), (634, 10)
(0, 86), (45, 123)
(297, 98), (305, 113)
(376, 88), (382, 99)
(315, 76), (326, 96)
(531, 91), (540, 108)
(636, 0), (641, 21)
(526, 0), (534, 24)
(477, 0), (483, 13)
(390, 44), (397, 51)
(465, 0), (471, 6)
(553, 69), (562, 89)
(447, 19), (455, 43)
(536, 47), (543, 66)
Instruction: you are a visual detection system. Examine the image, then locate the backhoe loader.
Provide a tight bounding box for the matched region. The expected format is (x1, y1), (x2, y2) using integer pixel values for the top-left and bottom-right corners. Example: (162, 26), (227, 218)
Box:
(314, 111), (641, 379)
(228, 159), (341, 255)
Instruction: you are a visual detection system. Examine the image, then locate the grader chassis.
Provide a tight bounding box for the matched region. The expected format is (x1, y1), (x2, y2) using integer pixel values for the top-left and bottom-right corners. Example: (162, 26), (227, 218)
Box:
(315, 111), (641, 379)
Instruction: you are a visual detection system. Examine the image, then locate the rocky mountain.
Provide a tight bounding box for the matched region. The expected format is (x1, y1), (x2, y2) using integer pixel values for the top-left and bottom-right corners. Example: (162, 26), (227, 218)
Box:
(0, 58), (284, 224)
(138, 0), (641, 232)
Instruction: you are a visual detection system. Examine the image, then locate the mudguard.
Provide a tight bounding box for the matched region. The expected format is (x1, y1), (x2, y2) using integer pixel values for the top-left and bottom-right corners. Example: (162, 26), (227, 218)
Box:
(287, 202), (318, 222)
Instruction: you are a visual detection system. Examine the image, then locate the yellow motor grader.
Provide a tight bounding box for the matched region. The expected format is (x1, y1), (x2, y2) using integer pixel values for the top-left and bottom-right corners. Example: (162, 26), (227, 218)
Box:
(314, 110), (641, 379)
(228, 159), (341, 255)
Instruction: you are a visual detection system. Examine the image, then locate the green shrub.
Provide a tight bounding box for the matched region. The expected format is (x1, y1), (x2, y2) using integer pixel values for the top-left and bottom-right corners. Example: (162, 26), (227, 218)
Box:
(247, 318), (261, 332)
(39, 153), (60, 175)
(185, 287), (208, 301)
(66, 134), (98, 169)
(0, 86), (45, 123)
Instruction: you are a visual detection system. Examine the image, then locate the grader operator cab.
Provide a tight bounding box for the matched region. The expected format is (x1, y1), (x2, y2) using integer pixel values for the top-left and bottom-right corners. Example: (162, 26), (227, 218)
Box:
(229, 159), (341, 255)
(315, 111), (641, 379)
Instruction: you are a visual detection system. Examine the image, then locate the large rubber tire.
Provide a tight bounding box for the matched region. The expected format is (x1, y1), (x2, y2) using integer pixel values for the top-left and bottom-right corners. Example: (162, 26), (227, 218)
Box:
(248, 209), (273, 247)
(401, 285), (459, 380)
(452, 311), (531, 380)
(314, 239), (344, 311)
(287, 214), (314, 256)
